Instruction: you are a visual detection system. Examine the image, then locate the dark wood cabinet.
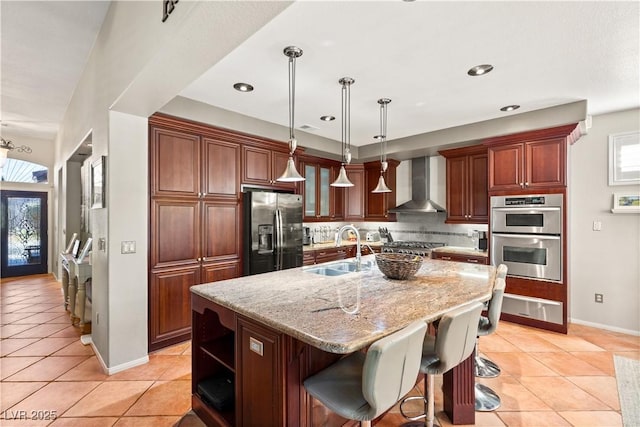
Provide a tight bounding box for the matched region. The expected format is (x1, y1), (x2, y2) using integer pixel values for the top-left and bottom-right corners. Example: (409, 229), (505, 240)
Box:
(149, 114), (247, 351)
(150, 265), (201, 350)
(300, 155), (344, 221)
(364, 160), (399, 221)
(439, 145), (488, 224)
(237, 317), (284, 426)
(150, 127), (201, 198)
(344, 164), (365, 221)
(241, 145), (296, 191)
(484, 124), (580, 192)
(432, 251), (488, 265)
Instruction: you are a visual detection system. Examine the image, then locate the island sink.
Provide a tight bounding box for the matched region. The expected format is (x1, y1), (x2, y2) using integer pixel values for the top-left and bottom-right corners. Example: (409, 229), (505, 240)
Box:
(303, 260), (372, 276)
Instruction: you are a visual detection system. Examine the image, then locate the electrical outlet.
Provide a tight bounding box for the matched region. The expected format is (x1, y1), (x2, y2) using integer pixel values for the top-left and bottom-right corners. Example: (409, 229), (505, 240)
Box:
(593, 221), (602, 231)
(595, 293), (603, 303)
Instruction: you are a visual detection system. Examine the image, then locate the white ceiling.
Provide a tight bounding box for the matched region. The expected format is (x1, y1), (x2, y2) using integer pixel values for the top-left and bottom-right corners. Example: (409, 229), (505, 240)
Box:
(181, 1), (640, 146)
(1, 1), (638, 149)
(0, 1), (110, 140)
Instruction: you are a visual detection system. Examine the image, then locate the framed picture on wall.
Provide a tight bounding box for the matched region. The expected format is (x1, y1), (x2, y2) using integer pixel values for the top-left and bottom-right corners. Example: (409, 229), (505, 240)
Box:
(608, 131), (640, 186)
(611, 193), (640, 213)
(91, 156), (106, 209)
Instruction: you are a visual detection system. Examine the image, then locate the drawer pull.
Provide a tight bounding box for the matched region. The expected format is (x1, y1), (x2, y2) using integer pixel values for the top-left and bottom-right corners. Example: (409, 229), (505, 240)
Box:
(467, 258), (479, 263)
(441, 256), (452, 260)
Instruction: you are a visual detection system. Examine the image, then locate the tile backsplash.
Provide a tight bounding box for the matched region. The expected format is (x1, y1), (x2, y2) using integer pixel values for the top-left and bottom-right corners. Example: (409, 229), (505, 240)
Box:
(304, 212), (488, 248)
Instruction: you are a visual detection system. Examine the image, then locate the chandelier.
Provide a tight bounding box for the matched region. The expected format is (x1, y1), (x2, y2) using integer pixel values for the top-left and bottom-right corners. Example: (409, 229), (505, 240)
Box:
(0, 137), (32, 168)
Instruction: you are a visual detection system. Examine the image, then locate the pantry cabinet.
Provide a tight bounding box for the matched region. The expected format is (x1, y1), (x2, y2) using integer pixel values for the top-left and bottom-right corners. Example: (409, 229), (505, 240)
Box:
(484, 124), (581, 192)
(439, 145), (488, 224)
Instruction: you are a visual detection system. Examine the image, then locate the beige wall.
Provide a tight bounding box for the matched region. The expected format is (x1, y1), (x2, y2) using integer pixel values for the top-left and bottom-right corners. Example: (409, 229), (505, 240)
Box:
(569, 108), (640, 334)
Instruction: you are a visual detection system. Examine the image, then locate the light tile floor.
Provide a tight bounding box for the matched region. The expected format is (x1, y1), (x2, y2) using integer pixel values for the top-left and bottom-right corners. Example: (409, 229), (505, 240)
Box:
(1, 274), (638, 426)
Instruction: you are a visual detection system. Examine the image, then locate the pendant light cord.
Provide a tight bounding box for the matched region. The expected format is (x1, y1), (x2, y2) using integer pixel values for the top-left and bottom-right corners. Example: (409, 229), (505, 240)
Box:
(341, 82), (346, 164)
(288, 55), (296, 149)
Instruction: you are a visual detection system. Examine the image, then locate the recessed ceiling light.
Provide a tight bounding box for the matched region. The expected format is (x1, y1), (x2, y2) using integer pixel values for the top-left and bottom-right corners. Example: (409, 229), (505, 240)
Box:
(320, 115), (335, 121)
(500, 105), (520, 112)
(233, 82), (254, 92)
(467, 64), (494, 76)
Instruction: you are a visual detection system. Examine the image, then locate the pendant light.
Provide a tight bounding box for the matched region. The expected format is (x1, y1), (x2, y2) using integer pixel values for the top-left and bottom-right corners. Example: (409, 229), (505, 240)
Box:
(277, 46), (305, 182)
(372, 98), (392, 193)
(331, 77), (355, 187)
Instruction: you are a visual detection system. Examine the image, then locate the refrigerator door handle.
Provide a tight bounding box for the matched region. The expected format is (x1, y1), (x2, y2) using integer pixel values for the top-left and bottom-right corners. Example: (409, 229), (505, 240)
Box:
(274, 209), (280, 270)
(276, 208), (284, 270)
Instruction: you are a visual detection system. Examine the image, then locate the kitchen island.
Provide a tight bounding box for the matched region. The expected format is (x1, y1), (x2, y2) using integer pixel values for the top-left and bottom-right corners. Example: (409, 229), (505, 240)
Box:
(191, 255), (496, 426)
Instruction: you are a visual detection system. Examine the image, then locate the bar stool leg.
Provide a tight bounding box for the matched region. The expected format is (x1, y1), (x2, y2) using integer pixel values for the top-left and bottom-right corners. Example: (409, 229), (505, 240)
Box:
(475, 383), (501, 411)
(475, 337), (501, 378)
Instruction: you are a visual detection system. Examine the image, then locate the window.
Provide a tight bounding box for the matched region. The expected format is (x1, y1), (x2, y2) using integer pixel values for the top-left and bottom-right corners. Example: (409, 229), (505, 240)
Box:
(609, 131), (640, 186)
(0, 159), (48, 183)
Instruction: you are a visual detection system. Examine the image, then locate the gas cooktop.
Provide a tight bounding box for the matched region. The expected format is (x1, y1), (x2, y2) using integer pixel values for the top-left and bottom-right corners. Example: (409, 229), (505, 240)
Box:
(382, 241), (446, 256)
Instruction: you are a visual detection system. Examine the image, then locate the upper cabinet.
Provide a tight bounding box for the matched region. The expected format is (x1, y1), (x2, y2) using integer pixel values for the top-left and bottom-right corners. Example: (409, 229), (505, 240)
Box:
(439, 145), (488, 224)
(242, 145), (297, 191)
(150, 127), (201, 198)
(300, 155), (344, 221)
(364, 160), (399, 221)
(344, 164), (365, 221)
(483, 124), (580, 192)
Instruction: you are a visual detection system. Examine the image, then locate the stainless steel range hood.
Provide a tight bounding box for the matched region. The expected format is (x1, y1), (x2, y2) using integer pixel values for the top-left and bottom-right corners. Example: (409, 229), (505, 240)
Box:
(389, 157), (445, 213)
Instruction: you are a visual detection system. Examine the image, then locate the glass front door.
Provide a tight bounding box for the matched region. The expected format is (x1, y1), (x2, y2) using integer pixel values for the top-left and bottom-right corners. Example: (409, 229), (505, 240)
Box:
(1, 190), (48, 277)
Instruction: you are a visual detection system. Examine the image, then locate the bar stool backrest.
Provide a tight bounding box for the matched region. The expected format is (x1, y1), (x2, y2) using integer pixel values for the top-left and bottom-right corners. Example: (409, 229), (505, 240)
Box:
(432, 302), (484, 374)
(362, 320), (427, 418)
(480, 277), (506, 336)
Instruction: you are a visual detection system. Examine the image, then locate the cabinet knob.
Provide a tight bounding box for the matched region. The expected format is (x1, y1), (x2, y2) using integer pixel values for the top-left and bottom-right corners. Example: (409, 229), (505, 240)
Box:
(525, 181), (529, 187)
(519, 182), (524, 188)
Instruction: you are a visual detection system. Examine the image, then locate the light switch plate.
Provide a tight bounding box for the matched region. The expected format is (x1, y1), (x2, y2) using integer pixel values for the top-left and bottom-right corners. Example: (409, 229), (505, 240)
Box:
(121, 241), (136, 254)
(593, 221), (602, 231)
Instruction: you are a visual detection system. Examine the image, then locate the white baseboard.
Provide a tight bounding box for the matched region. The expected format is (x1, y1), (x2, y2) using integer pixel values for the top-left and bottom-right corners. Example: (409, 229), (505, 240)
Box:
(570, 318), (640, 337)
(91, 341), (150, 375)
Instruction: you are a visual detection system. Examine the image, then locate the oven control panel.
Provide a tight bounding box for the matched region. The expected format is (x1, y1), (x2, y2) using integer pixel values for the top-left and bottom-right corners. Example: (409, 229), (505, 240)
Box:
(505, 196), (546, 206)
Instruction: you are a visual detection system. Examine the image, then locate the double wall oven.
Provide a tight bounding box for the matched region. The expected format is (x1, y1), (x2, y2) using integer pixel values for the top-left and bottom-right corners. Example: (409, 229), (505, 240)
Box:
(490, 194), (564, 326)
(490, 194), (563, 282)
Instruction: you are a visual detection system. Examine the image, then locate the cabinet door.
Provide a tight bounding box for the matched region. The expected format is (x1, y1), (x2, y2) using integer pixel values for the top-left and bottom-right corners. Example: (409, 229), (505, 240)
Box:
(202, 201), (241, 263)
(202, 260), (241, 283)
(237, 317), (283, 426)
(150, 127), (201, 197)
(344, 167), (365, 220)
(271, 150), (297, 190)
(331, 166), (345, 220)
(303, 164), (317, 219)
(468, 153), (488, 222)
(525, 138), (565, 188)
(488, 143), (523, 191)
(318, 166), (331, 218)
(445, 156), (468, 222)
(149, 265), (200, 351)
(365, 168), (387, 220)
(150, 199), (200, 269)
(203, 138), (240, 198)
(242, 145), (271, 185)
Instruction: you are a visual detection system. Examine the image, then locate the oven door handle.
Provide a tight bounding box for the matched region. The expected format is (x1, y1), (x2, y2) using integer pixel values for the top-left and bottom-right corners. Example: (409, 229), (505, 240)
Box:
(492, 207), (560, 212)
(492, 233), (560, 240)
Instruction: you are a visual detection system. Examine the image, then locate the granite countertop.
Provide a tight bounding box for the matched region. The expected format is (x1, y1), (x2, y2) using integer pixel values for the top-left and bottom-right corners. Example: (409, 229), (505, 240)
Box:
(303, 240), (384, 252)
(432, 246), (489, 258)
(191, 255), (496, 354)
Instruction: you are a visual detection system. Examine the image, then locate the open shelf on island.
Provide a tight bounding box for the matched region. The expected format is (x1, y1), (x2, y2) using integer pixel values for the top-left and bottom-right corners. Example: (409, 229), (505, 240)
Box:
(201, 333), (235, 373)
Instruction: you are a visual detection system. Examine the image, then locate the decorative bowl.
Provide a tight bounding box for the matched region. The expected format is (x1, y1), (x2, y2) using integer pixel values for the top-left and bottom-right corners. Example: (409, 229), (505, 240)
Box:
(375, 253), (424, 280)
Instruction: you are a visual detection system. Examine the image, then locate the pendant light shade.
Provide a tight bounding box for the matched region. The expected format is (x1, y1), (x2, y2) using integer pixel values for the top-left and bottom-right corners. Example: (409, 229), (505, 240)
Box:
(277, 46), (305, 182)
(372, 98), (392, 193)
(331, 77), (355, 187)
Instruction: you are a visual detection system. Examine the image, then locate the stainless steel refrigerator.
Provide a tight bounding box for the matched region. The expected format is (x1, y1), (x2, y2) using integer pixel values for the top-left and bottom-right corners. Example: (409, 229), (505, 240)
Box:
(243, 191), (303, 276)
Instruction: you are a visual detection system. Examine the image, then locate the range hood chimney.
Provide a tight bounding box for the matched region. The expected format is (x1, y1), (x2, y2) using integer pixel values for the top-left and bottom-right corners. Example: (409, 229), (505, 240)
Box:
(389, 157), (445, 213)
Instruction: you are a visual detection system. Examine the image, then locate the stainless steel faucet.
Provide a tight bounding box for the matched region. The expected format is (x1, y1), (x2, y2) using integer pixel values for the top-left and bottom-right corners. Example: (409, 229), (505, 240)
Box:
(335, 224), (361, 270)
